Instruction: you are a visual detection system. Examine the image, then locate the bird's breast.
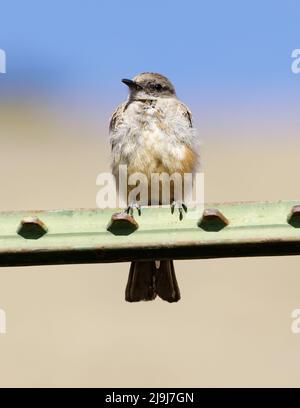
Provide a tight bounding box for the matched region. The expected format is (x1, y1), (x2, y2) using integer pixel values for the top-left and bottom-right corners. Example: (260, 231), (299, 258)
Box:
(112, 99), (194, 177)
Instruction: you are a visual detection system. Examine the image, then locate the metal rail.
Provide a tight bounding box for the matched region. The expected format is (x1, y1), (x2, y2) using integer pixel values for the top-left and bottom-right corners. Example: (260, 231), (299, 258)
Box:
(0, 200), (300, 267)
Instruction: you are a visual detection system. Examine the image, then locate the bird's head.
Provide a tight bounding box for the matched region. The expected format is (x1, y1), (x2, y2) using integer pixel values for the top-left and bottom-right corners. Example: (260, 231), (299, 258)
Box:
(122, 72), (176, 99)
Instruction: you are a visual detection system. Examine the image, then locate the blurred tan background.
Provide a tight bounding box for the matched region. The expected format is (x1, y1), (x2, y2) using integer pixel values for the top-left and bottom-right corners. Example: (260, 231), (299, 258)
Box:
(0, 104), (300, 387)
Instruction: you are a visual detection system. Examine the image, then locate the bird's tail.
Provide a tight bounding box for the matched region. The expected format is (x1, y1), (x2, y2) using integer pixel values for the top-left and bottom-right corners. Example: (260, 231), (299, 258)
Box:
(125, 260), (180, 302)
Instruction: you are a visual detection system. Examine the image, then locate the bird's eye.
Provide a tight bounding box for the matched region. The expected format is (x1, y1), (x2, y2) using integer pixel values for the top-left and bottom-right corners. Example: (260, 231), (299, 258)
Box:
(149, 83), (162, 91)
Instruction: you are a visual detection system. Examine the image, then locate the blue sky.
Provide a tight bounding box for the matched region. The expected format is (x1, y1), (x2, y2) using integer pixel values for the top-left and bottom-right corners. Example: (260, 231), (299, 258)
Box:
(0, 0), (299, 115)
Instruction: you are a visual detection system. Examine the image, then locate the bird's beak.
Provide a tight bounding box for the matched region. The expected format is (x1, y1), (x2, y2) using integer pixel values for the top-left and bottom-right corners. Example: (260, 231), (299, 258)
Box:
(122, 78), (142, 90)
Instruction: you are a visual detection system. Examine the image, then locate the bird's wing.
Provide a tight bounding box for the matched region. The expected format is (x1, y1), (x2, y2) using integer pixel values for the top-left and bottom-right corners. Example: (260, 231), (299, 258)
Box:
(109, 102), (127, 133)
(109, 102), (128, 152)
(175, 101), (200, 170)
(177, 101), (193, 128)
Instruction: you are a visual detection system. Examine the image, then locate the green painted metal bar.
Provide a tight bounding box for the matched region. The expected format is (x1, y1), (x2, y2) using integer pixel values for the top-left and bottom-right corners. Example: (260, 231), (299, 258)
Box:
(0, 200), (300, 267)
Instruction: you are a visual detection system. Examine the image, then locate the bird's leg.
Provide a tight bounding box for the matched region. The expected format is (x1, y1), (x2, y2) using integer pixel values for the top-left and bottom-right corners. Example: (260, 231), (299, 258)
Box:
(125, 202), (142, 217)
(171, 201), (187, 221)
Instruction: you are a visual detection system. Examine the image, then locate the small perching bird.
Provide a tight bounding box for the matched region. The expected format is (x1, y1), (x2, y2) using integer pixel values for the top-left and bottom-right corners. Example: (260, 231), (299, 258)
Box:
(109, 73), (200, 302)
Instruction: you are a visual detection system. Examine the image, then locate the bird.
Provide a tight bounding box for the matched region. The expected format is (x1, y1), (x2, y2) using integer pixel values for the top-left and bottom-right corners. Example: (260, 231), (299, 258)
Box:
(109, 72), (199, 302)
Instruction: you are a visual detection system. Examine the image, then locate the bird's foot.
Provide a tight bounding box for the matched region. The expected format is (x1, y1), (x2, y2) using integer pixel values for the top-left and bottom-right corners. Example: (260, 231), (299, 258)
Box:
(125, 202), (142, 217)
(171, 201), (187, 221)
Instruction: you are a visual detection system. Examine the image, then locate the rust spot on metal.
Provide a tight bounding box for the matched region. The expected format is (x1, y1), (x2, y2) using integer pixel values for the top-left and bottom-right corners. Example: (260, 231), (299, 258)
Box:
(287, 205), (300, 228)
(17, 216), (48, 239)
(107, 212), (139, 236)
(197, 208), (229, 232)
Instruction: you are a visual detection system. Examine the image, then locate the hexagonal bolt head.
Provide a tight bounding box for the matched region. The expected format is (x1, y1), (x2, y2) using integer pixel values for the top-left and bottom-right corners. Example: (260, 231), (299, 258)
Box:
(287, 205), (300, 228)
(17, 216), (48, 239)
(107, 212), (139, 236)
(197, 208), (229, 232)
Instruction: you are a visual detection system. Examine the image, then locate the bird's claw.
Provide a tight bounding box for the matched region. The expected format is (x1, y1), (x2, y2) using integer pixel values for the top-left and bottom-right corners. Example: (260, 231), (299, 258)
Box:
(125, 203), (142, 217)
(171, 201), (187, 220)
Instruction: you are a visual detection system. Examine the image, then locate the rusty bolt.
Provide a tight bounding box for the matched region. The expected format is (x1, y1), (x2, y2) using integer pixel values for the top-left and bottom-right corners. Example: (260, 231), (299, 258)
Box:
(197, 208), (229, 232)
(17, 216), (48, 239)
(107, 212), (139, 235)
(287, 205), (300, 228)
